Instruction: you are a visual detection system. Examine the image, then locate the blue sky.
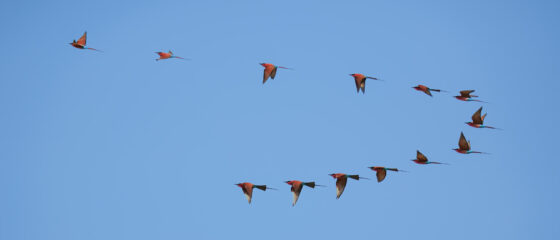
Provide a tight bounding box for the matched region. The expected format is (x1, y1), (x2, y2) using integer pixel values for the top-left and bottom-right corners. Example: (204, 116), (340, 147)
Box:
(1, 0), (559, 239)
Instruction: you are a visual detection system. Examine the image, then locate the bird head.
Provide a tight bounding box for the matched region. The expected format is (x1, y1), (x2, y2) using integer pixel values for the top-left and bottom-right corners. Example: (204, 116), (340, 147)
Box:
(285, 181), (294, 185)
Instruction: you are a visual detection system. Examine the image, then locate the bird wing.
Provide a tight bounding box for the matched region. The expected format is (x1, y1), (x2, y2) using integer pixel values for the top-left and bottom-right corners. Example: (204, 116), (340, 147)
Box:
(263, 66), (274, 83)
(242, 186), (253, 204)
(270, 67), (277, 79)
(291, 183), (303, 206)
(336, 177), (347, 199)
(460, 90), (475, 98)
(376, 169), (387, 182)
(360, 79), (366, 93)
(459, 132), (470, 150)
(77, 32), (87, 46)
(472, 107), (483, 124)
(417, 150), (428, 163)
(423, 89), (433, 96)
(354, 77), (362, 93)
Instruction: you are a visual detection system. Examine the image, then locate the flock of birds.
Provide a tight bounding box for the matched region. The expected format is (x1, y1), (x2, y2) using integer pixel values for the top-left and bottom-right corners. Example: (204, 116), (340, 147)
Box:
(69, 31), (500, 206)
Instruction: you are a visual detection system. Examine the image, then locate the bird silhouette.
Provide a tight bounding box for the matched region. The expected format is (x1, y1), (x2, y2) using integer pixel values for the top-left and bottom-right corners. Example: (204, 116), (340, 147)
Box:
(412, 84), (445, 97)
(155, 51), (187, 61)
(285, 180), (324, 206)
(69, 32), (101, 52)
(454, 90), (486, 102)
(349, 73), (381, 94)
(235, 182), (276, 204)
(368, 167), (406, 182)
(412, 150), (446, 165)
(466, 107), (500, 129)
(260, 63), (291, 84)
(329, 173), (369, 199)
(453, 132), (488, 154)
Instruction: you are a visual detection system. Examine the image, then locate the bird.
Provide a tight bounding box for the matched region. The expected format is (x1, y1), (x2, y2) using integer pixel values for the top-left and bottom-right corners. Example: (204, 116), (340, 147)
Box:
(329, 173), (369, 199)
(412, 84), (445, 97)
(454, 90), (486, 102)
(155, 51), (187, 61)
(368, 167), (406, 182)
(285, 180), (323, 206)
(466, 107), (499, 129)
(453, 132), (487, 154)
(69, 32), (101, 52)
(260, 63), (291, 84)
(412, 150), (445, 165)
(349, 73), (381, 94)
(235, 182), (276, 204)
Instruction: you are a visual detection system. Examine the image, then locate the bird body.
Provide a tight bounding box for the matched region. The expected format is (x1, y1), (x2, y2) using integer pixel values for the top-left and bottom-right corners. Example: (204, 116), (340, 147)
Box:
(412, 150), (445, 164)
(453, 132), (486, 154)
(412, 84), (444, 97)
(260, 63), (290, 84)
(69, 32), (101, 51)
(285, 180), (321, 206)
(235, 182), (274, 204)
(350, 73), (380, 94)
(466, 107), (498, 129)
(455, 90), (486, 102)
(155, 50), (186, 61)
(329, 173), (368, 199)
(368, 167), (404, 182)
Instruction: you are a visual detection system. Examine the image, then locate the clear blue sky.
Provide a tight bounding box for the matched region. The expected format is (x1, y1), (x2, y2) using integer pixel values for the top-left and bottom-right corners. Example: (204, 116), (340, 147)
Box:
(1, 0), (559, 239)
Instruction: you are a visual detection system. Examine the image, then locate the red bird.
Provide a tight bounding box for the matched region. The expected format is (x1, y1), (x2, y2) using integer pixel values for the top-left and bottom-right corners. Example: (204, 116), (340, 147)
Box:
(235, 182), (275, 204)
(69, 32), (101, 52)
(412, 84), (445, 97)
(350, 73), (381, 94)
(329, 173), (368, 199)
(285, 180), (323, 206)
(412, 150), (446, 165)
(466, 107), (499, 129)
(260, 63), (291, 84)
(454, 90), (486, 102)
(155, 50), (187, 61)
(453, 132), (487, 154)
(368, 166), (406, 182)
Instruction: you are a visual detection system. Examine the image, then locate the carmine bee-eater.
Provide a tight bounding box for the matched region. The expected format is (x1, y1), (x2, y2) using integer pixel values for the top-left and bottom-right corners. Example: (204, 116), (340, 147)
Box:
(412, 150), (445, 165)
(412, 84), (446, 97)
(155, 50), (187, 61)
(368, 167), (406, 182)
(69, 32), (101, 52)
(350, 73), (381, 94)
(260, 63), (291, 84)
(454, 90), (486, 102)
(453, 132), (487, 154)
(235, 182), (276, 204)
(329, 173), (369, 199)
(466, 107), (499, 129)
(285, 180), (324, 206)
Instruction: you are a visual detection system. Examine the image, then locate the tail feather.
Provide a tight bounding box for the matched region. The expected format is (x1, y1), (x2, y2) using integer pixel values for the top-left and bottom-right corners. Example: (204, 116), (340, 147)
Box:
(386, 168), (399, 172)
(304, 182), (316, 188)
(348, 175), (360, 180)
(254, 185), (267, 191)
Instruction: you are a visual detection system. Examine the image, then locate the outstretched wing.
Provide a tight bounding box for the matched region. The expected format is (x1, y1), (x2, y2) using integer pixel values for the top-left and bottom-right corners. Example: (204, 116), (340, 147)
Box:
(242, 186), (253, 204)
(459, 132), (470, 150)
(335, 177), (347, 199)
(460, 90), (475, 98)
(417, 150), (428, 163)
(77, 32), (87, 46)
(263, 66), (274, 84)
(376, 169), (387, 182)
(291, 183), (303, 206)
(472, 107), (483, 124)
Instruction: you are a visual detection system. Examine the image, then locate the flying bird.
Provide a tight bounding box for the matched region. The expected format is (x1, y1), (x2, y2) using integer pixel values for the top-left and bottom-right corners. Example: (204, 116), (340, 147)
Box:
(350, 73), (381, 94)
(285, 180), (323, 206)
(454, 90), (486, 102)
(412, 84), (445, 97)
(329, 173), (368, 199)
(155, 51), (187, 61)
(260, 63), (291, 84)
(412, 150), (446, 165)
(466, 107), (499, 129)
(69, 32), (101, 52)
(453, 132), (487, 154)
(235, 182), (275, 204)
(368, 167), (406, 182)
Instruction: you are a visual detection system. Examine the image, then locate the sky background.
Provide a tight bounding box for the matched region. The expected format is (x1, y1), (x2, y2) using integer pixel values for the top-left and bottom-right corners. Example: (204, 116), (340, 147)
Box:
(1, 0), (559, 239)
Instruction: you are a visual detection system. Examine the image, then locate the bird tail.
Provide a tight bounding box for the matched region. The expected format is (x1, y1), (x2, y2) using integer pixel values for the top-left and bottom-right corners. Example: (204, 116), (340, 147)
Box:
(278, 66), (293, 70)
(254, 185), (268, 191)
(348, 175), (360, 180)
(386, 168), (399, 172)
(86, 47), (103, 52)
(303, 182), (316, 188)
